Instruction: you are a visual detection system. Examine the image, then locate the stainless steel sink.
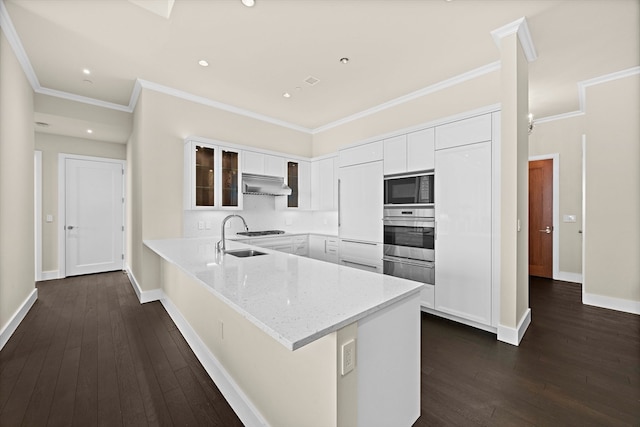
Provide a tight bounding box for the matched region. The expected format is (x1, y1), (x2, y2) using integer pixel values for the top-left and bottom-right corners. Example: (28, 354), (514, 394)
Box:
(225, 249), (267, 258)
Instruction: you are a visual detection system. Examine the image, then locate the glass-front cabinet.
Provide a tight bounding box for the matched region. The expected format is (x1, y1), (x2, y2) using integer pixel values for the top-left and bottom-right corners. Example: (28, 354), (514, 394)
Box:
(186, 140), (241, 210)
(286, 159), (311, 210)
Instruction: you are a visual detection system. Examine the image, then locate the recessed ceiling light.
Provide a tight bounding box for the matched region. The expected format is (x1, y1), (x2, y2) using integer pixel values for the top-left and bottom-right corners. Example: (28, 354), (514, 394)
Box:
(198, 59), (209, 67)
(87, 129), (93, 134)
(339, 57), (349, 64)
(241, 0), (255, 7)
(283, 92), (291, 98)
(82, 68), (91, 75)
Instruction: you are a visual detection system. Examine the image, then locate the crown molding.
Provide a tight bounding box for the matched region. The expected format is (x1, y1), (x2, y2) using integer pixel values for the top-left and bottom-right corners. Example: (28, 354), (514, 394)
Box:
(311, 61), (501, 134)
(536, 66), (640, 124)
(491, 17), (537, 62)
(0, 0), (40, 89)
(135, 79), (312, 134)
(37, 86), (133, 113)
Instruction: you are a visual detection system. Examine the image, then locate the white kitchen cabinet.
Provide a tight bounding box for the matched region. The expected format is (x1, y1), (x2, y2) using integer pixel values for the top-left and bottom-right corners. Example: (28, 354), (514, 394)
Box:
(243, 151), (285, 177)
(339, 141), (383, 167)
(338, 160), (383, 243)
(292, 235), (308, 256)
(286, 160), (311, 209)
(339, 239), (383, 273)
(383, 135), (407, 175)
(311, 156), (337, 211)
(434, 140), (492, 326)
(251, 236), (294, 254)
(407, 128), (435, 171)
(383, 129), (434, 175)
(184, 140), (242, 210)
(309, 235), (339, 263)
(435, 114), (492, 150)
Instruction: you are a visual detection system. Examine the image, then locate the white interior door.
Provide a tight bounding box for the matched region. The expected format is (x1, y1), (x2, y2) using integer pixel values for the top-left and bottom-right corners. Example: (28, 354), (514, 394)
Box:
(65, 158), (124, 276)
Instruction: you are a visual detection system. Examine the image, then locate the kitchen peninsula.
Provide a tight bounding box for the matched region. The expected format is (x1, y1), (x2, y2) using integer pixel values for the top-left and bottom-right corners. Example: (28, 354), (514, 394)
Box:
(145, 237), (423, 427)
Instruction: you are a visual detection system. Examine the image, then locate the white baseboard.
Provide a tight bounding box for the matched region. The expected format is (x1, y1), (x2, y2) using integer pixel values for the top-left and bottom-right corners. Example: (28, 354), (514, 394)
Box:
(497, 308), (531, 346)
(125, 268), (163, 303)
(160, 295), (269, 427)
(583, 292), (640, 315)
(556, 271), (582, 284)
(40, 270), (61, 281)
(0, 288), (38, 351)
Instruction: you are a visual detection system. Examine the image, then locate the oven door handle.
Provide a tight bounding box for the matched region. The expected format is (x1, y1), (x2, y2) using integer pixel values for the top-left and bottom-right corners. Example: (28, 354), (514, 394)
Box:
(383, 256), (434, 269)
(383, 218), (435, 227)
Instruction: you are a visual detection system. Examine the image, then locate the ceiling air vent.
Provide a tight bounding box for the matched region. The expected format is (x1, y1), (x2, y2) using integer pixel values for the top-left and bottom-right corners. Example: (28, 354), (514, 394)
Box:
(304, 75), (320, 86)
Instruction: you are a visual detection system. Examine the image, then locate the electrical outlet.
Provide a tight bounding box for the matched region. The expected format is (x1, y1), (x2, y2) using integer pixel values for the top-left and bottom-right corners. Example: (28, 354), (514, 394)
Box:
(341, 339), (356, 375)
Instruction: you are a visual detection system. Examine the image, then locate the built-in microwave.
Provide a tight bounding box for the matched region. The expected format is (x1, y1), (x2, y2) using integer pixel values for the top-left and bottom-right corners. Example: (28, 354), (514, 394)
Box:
(384, 172), (434, 206)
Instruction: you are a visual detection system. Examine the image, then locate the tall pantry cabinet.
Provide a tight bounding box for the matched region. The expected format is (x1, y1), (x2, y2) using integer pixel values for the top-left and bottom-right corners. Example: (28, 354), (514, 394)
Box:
(433, 112), (499, 328)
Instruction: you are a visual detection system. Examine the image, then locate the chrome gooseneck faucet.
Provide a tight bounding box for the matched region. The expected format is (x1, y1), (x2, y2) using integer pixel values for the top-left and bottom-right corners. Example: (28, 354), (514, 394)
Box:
(217, 214), (248, 253)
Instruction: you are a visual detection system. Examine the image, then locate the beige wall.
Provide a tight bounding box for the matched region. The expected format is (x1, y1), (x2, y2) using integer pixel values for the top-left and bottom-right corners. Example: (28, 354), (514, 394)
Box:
(498, 33), (530, 332)
(529, 115), (584, 275)
(129, 89), (313, 291)
(35, 133), (126, 272)
(583, 74), (639, 303)
(312, 71), (500, 156)
(0, 31), (35, 332)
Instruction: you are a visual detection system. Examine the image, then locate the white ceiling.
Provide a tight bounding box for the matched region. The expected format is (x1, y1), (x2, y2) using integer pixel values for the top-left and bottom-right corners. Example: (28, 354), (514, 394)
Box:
(3, 0), (639, 143)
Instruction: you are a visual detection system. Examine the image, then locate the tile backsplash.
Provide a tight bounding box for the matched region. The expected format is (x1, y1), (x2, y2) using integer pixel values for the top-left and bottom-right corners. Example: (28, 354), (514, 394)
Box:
(183, 195), (338, 238)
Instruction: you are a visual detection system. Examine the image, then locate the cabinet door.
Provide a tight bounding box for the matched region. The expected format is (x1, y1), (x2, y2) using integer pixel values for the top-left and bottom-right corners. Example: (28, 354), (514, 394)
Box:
(435, 114), (492, 150)
(312, 157), (337, 211)
(338, 161), (383, 243)
(193, 144), (216, 208)
(264, 155), (285, 177)
(435, 141), (492, 325)
(243, 151), (264, 174)
(220, 148), (241, 208)
(407, 128), (435, 172)
(383, 135), (407, 175)
(339, 141), (383, 167)
(297, 160), (311, 210)
(308, 235), (326, 260)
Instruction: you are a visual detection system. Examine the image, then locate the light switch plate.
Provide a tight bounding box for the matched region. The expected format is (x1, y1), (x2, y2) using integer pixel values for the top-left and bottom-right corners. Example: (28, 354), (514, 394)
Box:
(563, 214), (577, 223)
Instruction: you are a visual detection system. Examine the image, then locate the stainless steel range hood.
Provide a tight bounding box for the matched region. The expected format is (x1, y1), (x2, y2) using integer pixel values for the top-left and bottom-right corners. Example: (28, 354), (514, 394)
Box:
(242, 173), (292, 196)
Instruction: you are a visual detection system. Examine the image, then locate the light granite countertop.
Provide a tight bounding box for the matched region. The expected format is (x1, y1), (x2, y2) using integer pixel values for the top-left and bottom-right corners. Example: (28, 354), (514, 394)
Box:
(144, 237), (422, 351)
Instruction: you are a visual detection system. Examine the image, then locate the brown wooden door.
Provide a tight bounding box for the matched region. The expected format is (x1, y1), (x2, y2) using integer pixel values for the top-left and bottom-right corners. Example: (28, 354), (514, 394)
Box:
(529, 159), (553, 278)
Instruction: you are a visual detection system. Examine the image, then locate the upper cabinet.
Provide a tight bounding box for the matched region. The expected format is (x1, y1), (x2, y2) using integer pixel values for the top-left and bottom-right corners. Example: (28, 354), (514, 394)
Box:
(339, 141), (383, 167)
(383, 128), (435, 175)
(286, 160), (311, 210)
(435, 114), (492, 150)
(185, 140), (242, 210)
(311, 156), (337, 211)
(243, 151), (285, 177)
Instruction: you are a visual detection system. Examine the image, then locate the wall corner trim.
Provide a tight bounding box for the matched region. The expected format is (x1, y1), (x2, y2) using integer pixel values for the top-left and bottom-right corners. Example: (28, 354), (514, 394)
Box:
(125, 268), (163, 304)
(497, 308), (531, 346)
(0, 288), (38, 351)
(490, 16), (538, 62)
(583, 293), (640, 316)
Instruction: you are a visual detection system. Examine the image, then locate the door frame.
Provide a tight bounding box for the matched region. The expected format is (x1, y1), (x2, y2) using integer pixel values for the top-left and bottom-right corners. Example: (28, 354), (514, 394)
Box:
(34, 150), (42, 281)
(57, 154), (126, 278)
(528, 154), (559, 280)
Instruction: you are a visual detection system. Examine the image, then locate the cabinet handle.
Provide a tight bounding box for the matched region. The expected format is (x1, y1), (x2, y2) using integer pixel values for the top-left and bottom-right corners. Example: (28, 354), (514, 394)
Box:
(341, 239), (377, 246)
(324, 239), (327, 254)
(342, 259), (378, 270)
(337, 179), (341, 228)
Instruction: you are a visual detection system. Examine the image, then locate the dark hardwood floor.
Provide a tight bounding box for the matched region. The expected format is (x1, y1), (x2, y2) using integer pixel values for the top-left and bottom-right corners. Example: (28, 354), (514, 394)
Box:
(1, 273), (638, 426)
(0, 272), (243, 427)
(418, 276), (640, 426)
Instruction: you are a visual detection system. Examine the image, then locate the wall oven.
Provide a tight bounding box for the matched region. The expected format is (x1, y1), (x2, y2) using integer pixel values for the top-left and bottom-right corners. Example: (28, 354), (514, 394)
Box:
(383, 207), (435, 285)
(384, 172), (434, 206)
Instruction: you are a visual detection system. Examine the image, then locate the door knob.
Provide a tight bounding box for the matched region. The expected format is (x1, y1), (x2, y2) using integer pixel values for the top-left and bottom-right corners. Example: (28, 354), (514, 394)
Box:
(538, 226), (552, 234)
(67, 225), (76, 230)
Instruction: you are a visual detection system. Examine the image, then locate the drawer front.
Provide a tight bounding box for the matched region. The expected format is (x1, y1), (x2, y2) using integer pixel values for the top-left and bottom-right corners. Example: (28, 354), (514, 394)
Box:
(339, 239), (382, 272)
